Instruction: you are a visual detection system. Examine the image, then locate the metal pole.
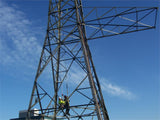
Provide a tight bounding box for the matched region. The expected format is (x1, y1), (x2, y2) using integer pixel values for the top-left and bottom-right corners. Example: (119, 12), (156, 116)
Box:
(53, 0), (61, 119)
(74, 0), (103, 119)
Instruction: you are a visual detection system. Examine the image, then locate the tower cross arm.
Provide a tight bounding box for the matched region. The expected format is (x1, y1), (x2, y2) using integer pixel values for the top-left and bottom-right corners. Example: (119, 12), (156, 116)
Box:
(82, 7), (158, 40)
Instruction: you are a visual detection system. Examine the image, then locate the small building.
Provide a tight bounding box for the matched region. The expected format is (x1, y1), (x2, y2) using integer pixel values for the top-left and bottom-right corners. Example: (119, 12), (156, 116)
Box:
(10, 116), (52, 120)
(10, 109), (65, 120)
(10, 109), (64, 120)
(19, 109), (39, 118)
(10, 109), (51, 120)
(10, 116), (64, 120)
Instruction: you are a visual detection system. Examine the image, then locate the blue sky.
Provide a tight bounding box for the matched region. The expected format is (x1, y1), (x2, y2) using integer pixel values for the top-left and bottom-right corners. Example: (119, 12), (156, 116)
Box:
(0, 0), (159, 120)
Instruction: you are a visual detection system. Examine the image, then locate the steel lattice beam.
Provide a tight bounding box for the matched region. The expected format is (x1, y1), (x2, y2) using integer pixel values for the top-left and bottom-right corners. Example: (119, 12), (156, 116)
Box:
(27, 0), (157, 120)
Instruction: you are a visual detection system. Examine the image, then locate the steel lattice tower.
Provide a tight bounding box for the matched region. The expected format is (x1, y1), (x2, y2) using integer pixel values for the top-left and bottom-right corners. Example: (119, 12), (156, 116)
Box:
(27, 0), (157, 120)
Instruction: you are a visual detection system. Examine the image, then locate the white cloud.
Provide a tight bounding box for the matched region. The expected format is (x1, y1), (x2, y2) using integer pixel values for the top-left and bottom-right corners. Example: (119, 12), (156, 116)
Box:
(67, 66), (87, 85)
(101, 78), (136, 100)
(62, 64), (136, 100)
(0, 1), (42, 69)
(0, 1), (136, 100)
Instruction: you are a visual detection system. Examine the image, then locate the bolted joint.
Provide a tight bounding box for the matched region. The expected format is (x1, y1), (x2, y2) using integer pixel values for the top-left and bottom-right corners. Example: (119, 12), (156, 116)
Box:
(60, 41), (64, 45)
(73, 57), (76, 60)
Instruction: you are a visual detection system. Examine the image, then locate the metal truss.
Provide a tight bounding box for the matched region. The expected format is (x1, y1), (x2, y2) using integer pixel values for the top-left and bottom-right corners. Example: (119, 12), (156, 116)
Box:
(27, 0), (157, 120)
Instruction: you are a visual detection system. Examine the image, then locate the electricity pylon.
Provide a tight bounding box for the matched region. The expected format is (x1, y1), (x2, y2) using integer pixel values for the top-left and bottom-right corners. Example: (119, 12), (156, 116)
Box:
(27, 0), (157, 120)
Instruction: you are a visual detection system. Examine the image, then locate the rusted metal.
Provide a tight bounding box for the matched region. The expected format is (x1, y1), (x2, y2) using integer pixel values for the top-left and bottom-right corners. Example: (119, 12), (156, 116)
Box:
(27, 0), (157, 119)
